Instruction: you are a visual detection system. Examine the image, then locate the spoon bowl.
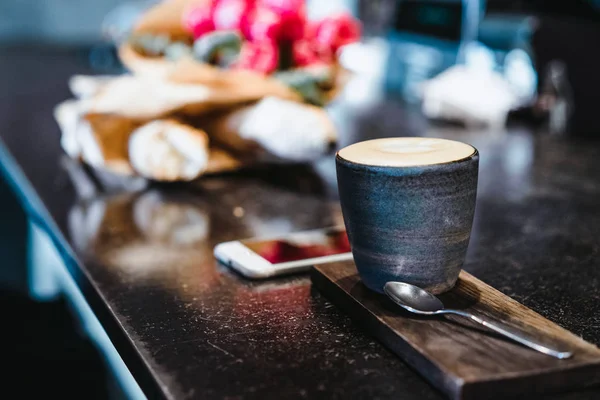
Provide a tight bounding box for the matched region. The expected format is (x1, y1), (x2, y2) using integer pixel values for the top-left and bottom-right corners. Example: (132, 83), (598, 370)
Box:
(384, 282), (445, 314)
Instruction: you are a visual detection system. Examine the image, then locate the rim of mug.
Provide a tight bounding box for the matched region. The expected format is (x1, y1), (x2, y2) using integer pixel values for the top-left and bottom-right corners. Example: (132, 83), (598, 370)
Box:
(335, 148), (478, 169)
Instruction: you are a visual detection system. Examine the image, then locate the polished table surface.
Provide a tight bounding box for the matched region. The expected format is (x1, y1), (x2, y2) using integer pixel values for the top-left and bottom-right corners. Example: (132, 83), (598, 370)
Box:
(1, 46), (600, 399)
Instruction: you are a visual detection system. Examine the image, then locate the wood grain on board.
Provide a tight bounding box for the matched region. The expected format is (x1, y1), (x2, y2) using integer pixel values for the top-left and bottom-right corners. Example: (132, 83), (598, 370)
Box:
(312, 261), (600, 399)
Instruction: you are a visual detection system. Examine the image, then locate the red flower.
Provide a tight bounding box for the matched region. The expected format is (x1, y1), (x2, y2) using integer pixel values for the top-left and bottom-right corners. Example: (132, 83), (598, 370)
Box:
(292, 39), (321, 66)
(312, 12), (361, 54)
(213, 0), (255, 32)
(260, 0), (304, 15)
(232, 40), (279, 74)
(247, 7), (283, 42)
(182, 4), (215, 39)
(260, 0), (306, 41)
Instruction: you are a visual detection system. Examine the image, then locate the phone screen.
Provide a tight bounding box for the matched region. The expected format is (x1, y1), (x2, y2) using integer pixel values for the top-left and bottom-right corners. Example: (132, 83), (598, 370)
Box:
(241, 227), (351, 264)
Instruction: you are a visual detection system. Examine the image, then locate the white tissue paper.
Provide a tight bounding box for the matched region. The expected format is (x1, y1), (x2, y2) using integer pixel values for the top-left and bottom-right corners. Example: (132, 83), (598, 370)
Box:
(420, 43), (534, 128)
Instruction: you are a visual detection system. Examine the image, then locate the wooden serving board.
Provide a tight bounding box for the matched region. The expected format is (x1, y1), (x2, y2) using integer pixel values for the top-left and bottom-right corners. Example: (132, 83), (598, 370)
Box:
(311, 261), (600, 400)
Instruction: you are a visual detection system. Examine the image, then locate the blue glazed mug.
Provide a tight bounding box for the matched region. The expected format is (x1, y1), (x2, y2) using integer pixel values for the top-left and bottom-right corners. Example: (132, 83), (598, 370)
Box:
(336, 138), (479, 294)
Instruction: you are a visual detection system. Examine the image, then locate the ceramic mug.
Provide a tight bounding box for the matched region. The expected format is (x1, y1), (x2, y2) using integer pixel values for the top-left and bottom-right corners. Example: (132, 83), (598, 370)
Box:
(336, 138), (479, 294)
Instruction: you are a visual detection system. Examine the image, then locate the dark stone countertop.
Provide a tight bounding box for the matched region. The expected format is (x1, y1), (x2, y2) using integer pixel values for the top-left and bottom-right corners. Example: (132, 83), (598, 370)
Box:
(1, 46), (600, 399)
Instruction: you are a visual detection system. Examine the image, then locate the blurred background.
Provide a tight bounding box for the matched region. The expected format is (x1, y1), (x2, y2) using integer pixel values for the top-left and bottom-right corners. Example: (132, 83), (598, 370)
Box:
(2, 0), (599, 130)
(1, 0), (600, 398)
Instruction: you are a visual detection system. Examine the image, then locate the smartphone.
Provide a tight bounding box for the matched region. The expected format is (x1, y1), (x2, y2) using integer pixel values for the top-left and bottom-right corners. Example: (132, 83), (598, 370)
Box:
(214, 226), (353, 278)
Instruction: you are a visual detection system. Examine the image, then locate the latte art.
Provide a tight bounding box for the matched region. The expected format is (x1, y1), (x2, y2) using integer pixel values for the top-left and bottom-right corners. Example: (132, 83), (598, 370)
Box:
(338, 138), (475, 167)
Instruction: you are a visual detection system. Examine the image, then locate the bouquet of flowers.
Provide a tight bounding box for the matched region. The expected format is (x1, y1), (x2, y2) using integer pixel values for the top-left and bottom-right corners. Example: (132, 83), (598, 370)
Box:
(55, 0), (361, 182)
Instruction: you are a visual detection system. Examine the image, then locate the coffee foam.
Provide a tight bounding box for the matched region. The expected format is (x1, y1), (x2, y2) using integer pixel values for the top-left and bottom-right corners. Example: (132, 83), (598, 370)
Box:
(338, 138), (475, 167)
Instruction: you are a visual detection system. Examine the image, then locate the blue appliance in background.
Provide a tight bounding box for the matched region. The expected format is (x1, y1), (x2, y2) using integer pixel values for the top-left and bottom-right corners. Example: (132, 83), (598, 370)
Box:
(384, 0), (482, 101)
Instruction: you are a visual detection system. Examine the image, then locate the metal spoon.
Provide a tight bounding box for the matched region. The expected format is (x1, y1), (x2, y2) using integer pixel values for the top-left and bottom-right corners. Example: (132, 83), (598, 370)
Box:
(383, 282), (573, 359)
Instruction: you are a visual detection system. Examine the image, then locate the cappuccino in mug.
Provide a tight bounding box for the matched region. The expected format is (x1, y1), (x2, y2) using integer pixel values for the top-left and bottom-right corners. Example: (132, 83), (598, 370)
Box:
(338, 137), (475, 167)
(336, 137), (478, 294)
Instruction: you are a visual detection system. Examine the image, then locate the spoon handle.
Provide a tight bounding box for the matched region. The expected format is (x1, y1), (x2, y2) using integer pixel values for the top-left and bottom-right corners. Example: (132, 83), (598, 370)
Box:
(442, 309), (573, 359)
